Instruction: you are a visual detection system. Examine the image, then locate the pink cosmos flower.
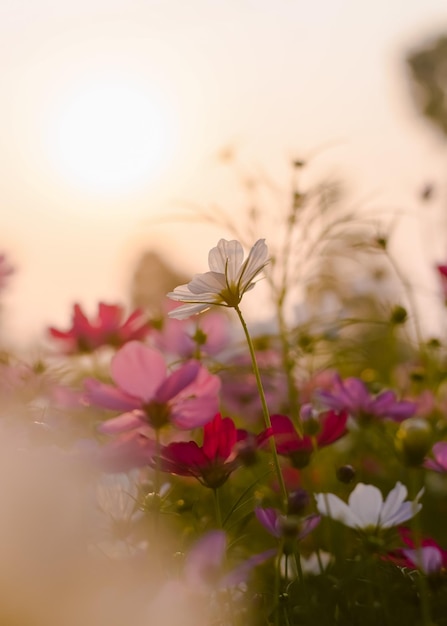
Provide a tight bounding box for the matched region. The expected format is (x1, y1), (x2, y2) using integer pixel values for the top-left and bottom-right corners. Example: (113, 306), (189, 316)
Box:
(255, 507), (320, 540)
(424, 441), (447, 473)
(152, 304), (231, 358)
(150, 530), (275, 624)
(219, 349), (287, 422)
(156, 413), (270, 488)
(0, 253), (14, 291)
(84, 341), (220, 433)
(269, 410), (348, 468)
(49, 302), (151, 354)
(388, 528), (447, 575)
(317, 375), (416, 423)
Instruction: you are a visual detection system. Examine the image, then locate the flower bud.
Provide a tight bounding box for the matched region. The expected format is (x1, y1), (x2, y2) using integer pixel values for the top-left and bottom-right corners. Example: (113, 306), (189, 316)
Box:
(390, 305), (408, 325)
(336, 464), (356, 484)
(395, 417), (432, 466)
(287, 489), (310, 515)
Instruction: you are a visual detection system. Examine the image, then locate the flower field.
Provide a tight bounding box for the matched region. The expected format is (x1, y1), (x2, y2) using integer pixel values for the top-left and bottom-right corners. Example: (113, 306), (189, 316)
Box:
(1, 227), (447, 626)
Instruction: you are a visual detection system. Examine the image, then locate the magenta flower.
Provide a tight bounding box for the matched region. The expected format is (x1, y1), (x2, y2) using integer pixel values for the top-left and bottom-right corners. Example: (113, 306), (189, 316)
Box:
(255, 507), (320, 540)
(269, 410), (348, 468)
(49, 302), (151, 354)
(317, 375), (416, 423)
(84, 341), (221, 433)
(156, 413), (269, 488)
(424, 441), (447, 473)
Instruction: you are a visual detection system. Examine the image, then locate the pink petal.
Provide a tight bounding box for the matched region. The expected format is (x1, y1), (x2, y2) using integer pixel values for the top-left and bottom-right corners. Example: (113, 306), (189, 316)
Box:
(159, 441), (207, 474)
(97, 431), (155, 472)
(155, 361), (200, 403)
(84, 378), (141, 411)
(317, 410), (348, 446)
(98, 411), (146, 434)
(184, 531), (227, 589)
(255, 507), (281, 538)
(202, 414), (237, 462)
(171, 395), (220, 429)
(269, 414), (310, 454)
(98, 303), (123, 331)
(111, 342), (167, 401)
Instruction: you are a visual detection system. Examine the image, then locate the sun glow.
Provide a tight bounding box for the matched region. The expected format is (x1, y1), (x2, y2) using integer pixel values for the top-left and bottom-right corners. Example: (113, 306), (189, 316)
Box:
(46, 80), (174, 193)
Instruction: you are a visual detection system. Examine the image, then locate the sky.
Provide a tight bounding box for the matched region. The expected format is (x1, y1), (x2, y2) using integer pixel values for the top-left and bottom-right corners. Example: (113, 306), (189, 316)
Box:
(1, 0), (447, 347)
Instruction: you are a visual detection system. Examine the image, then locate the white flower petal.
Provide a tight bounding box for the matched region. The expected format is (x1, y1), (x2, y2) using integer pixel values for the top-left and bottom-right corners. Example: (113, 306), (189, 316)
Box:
(237, 239), (269, 292)
(380, 481), (407, 525)
(348, 483), (383, 528)
(381, 501), (422, 529)
(168, 303), (213, 319)
(208, 239), (244, 275)
(315, 493), (362, 528)
(188, 271), (227, 295)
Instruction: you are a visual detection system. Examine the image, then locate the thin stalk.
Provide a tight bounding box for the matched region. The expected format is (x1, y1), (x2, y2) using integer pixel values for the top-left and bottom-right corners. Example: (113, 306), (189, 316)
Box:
(234, 304), (288, 509)
(409, 468), (432, 626)
(213, 487), (223, 528)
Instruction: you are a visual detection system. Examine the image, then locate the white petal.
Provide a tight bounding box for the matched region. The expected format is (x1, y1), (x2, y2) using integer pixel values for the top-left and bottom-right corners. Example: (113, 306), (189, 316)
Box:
(381, 501), (422, 529)
(348, 483), (383, 528)
(208, 239), (243, 276)
(380, 482), (407, 526)
(237, 239), (269, 292)
(315, 493), (361, 528)
(167, 302), (213, 319)
(188, 271), (227, 295)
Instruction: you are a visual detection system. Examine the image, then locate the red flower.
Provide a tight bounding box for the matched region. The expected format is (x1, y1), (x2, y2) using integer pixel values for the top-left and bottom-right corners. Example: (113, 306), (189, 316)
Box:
(49, 302), (151, 353)
(269, 410), (348, 468)
(156, 413), (268, 488)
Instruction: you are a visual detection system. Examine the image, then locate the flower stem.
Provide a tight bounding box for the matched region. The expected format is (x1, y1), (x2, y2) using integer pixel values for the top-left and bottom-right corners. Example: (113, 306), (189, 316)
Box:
(234, 305), (288, 509)
(409, 468), (432, 626)
(213, 487), (222, 528)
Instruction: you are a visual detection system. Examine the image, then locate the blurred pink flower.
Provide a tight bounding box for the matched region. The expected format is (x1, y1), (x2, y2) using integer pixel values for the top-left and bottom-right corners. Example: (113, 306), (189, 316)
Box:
(388, 528), (447, 575)
(48, 302), (151, 354)
(255, 507), (320, 540)
(85, 341), (220, 433)
(219, 348), (287, 422)
(317, 375), (416, 423)
(424, 441), (447, 473)
(164, 530), (274, 596)
(152, 305), (231, 358)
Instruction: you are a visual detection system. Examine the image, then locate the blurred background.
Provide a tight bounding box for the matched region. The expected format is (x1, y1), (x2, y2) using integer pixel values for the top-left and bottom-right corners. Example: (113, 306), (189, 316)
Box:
(2, 0), (447, 347)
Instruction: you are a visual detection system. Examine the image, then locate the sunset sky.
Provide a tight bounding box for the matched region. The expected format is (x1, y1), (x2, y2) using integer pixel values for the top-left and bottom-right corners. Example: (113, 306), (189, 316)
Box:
(1, 0), (447, 346)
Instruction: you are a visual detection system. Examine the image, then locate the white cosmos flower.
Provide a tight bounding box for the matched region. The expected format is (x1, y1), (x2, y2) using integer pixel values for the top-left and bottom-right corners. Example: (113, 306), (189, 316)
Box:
(167, 238), (269, 319)
(315, 482), (423, 531)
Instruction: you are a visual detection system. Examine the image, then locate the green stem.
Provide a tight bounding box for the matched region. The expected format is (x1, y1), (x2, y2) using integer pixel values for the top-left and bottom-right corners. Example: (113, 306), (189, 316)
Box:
(234, 305), (288, 509)
(213, 487), (222, 528)
(409, 468), (432, 626)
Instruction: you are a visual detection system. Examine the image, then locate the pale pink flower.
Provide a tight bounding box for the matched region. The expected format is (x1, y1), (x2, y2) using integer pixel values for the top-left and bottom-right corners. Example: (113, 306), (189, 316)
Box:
(167, 238), (269, 319)
(153, 304), (231, 358)
(84, 341), (220, 433)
